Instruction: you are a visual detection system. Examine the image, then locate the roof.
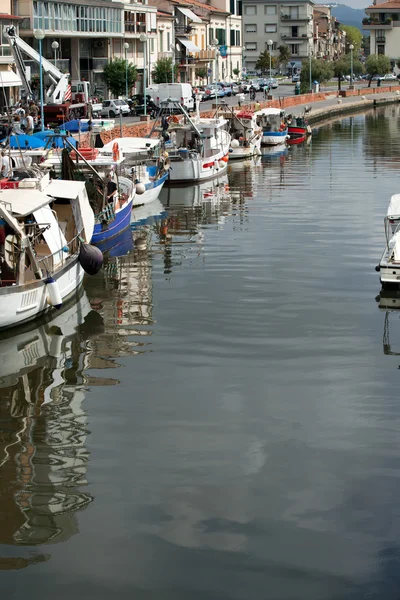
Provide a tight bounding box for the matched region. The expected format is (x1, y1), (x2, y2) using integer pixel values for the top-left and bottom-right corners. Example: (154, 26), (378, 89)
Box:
(0, 189), (52, 217)
(367, 0), (400, 7)
(171, 0), (228, 16)
(0, 14), (23, 20)
(101, 137), (160, 154)
(255, 108), (284, 116)
(45, 179), (87, 200)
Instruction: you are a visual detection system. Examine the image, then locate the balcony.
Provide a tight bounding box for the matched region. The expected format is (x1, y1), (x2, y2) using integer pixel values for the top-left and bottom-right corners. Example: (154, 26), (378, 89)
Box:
(281, 14), (312, 22)
(124, 21), (146, 35)
(281, 34), (311, 40)
(0, 45), (13, 64)
(174, 24), (194, 36)
(191, 49), (215, 61)
(362, 17), (393, 29)
(159, 51), (173, 59)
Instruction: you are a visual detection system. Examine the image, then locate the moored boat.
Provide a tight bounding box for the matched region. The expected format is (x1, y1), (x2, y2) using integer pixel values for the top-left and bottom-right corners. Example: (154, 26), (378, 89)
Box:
(0, 173), (99, 330)
(376, 194), (400, 288)
(255, 108), (289, 146)
(150, 101), (231, 184)
(287, 114), (312, 145)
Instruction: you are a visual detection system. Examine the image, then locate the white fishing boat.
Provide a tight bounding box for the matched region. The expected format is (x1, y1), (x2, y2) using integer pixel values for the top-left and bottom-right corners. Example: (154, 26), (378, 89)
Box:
(224, 109), (262, 159)
(377, 194), (400, 288)
(151, 101), (231, 184)
(0, 173), (98, 330)
(255, 107), (289, 146)
(99, 137), (169, 206)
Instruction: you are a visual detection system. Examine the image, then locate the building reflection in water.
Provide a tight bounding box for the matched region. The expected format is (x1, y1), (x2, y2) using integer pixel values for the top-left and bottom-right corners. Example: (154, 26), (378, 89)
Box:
(0, 292), (101, 569)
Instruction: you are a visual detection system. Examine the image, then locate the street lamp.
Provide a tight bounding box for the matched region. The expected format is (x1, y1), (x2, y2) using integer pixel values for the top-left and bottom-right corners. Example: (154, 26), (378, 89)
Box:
(170, 44), (175, 84)
(267, 39), (273, 80)
(139, 33), (148, 116)
(123, 42), (129, 98)
(51, 40), (59, 70)
(349, 43), (354, 88)
(211, 37), (219, 107)
(34, 29), (45, 132)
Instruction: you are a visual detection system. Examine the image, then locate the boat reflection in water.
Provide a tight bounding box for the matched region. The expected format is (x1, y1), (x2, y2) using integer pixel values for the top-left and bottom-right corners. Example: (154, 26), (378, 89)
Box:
(0, 291), (101, 569)
(84, 200), (166, 357)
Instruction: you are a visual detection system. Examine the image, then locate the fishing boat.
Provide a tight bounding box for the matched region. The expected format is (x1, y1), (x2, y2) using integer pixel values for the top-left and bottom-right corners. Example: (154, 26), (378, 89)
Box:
(41, 141), (136, 246)
(376, 193), (400, 288)
(224, 109), (262, 159)
(255, 108), (288, 146)
(0, 172), (99, 330)
(99, 137), (169, 206)
(150, 101), (231, 184)
(287, 114), (312, 145)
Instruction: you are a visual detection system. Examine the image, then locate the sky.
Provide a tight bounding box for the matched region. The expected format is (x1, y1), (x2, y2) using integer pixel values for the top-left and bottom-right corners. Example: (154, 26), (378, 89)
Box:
(336, 0), (370, 9)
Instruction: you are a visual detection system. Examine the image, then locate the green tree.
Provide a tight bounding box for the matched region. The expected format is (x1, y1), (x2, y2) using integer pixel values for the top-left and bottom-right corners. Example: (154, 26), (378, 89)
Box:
(341, 25), (363, 53)
(102, 58), (137, 97)
(333, 56), (364, 91)
(365, 54), (391, 86)
(195, 67), (208, 81)
(151, 57), (178, 84)
(300, 58), (334, 93)
(255, 50), (276, 75)
(278, 45), (290, 74)
(233, 67), (240, 78)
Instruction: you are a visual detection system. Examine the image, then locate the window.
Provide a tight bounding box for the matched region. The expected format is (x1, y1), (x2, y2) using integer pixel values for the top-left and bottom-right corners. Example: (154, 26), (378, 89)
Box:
(289, 6), (299, 18)
(230, 29), (235, 45)
(209, 27), (214, 44)
(216, 28), (226, 45)
(245, 5), (256, 15)
(265, 41), (277, 50)
(245, 42), (257, 51)
(159, 32), (163, 52)
(377, 44), (385, 54)
(230, 0), (235, 14)
(167, 31), (170, 49)
(246, 23), (257, 33)
(237, 0), (242, 15)
(265, 5), (276, 14)
(236, 30), (240, 45)
(290, 43), (299, 54)
(265, 24), (276, 32)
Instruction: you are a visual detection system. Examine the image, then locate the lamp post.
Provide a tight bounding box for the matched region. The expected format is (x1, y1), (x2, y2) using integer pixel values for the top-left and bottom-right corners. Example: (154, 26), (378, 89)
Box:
(349, 43), (354, 88)
(123, 42), (129, 98)
(267, 39), (273, 80)
(170, 44), (175, 84)
(211, 37), (219, 107)
(51, 40), (59, 70)
(34, 29), (45, 132)
(139, 34), (148, 116)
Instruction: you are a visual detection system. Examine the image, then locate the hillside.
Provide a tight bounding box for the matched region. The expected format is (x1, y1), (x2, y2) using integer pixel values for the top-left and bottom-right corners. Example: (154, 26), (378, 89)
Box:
(331, 4), (366, 30)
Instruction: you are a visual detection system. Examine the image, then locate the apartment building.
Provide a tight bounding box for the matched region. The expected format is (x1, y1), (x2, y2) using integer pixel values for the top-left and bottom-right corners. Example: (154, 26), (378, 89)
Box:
(313, 5), (343, 61)
(13, 0), (157, 96)
(242, 0), (314, 74)
(363, 0), (400, 62)
(0, 0), (23, 106)
(151, 0), (242, 84)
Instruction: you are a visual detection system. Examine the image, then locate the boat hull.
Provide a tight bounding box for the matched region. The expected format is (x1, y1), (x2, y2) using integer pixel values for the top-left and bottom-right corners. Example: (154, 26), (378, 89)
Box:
(92, 197), (133, 245)
(0, 255), (85, 330)
(134, 171), (168, 206)
(288, 126), (307, 145)
(261, 130), (288, 146)
(229, 137), (262, 160)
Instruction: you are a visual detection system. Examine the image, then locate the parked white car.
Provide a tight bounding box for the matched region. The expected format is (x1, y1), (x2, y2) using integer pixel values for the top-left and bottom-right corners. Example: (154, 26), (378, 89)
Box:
(100, 99), (130, 117)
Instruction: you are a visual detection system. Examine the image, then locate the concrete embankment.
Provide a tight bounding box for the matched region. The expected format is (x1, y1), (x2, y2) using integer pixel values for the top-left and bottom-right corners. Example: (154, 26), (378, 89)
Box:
(79, 85), (400, 147)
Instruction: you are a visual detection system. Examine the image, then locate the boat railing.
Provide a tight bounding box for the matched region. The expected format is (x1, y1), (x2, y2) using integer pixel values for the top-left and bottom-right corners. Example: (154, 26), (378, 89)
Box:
(95, 203), (115, 225)
(36, 227), (84, 271)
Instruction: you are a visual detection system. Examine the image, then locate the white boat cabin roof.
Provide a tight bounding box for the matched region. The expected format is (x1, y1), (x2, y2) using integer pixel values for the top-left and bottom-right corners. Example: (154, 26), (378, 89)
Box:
(0, 189), (53, 217)
(0, 180), (87, 217)
(255, 108), (284, 117)
(387, 194), (400, 218)
(101, 137), (160, 154)
(41, 155), (125, 168)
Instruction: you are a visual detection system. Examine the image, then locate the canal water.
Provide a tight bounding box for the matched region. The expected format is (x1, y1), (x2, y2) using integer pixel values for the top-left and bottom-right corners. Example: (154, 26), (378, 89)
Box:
(2, 105), (400, 599)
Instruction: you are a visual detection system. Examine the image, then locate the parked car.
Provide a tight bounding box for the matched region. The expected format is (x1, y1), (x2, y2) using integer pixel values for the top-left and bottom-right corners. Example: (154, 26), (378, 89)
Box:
(202, 86), (216, 100)
(292, 74), (300, 83)
(265, 78), (279, 89)
(381, 73), (397, 81)
(100, 99), (130, 117)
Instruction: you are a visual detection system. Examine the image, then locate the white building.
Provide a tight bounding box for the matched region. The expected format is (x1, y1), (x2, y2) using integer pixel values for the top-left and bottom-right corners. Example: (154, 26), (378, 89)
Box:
(363, 0), (400, 63)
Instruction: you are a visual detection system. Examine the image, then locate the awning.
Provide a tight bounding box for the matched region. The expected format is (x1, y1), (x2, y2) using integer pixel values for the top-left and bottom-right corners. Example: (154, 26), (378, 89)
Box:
(176, 6), (202, 23)
(0, 70), (22, 87)
(177, 37), (200, 52)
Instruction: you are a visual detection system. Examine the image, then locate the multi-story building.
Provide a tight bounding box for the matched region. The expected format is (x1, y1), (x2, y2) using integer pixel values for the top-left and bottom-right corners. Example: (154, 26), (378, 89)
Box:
(313, 5), (343, 61)
(150, 0), (242, 84)
(242, 0), (314, 74)
(363, 0), (400, 62)
(12, 0), (157, 97)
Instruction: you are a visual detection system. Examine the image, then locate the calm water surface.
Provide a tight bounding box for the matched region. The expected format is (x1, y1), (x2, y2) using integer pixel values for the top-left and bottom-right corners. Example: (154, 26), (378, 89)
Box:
(2, 105), (400, 599)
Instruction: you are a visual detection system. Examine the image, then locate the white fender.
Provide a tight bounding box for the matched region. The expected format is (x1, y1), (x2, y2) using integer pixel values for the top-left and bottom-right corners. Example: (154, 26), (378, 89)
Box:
(46, 276), (62, 309)
(136, 182), (146, 195)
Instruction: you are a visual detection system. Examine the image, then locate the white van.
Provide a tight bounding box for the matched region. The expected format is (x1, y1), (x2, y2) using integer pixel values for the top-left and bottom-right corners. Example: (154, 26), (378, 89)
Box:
(153, 83), (194, 112)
